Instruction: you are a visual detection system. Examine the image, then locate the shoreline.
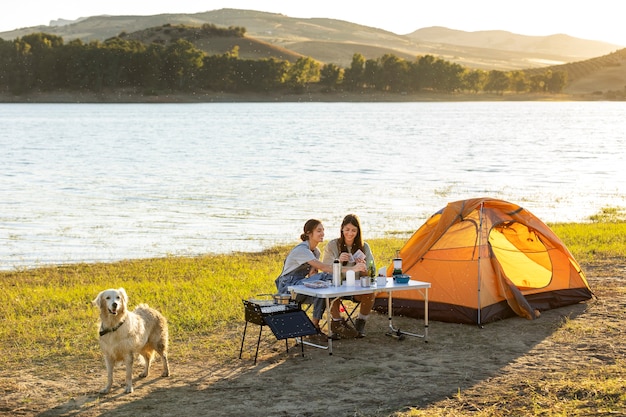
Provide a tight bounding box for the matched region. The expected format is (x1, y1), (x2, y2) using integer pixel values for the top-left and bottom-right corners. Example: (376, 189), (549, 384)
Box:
(0, 90), (609, 103)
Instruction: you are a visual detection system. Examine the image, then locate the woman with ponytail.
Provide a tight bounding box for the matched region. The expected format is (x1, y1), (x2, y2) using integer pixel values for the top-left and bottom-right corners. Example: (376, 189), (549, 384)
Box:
(275, 219), (366, 338)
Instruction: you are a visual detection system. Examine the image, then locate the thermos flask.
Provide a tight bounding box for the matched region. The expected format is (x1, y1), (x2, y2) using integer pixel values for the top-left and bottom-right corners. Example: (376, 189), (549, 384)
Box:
(332, 258), (341, 286)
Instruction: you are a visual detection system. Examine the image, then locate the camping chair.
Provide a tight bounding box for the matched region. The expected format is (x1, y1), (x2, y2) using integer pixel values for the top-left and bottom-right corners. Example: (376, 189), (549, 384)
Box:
(239, 299), (318, 364)
(300, 296), (360, 332)
(338, 296), (360, 327)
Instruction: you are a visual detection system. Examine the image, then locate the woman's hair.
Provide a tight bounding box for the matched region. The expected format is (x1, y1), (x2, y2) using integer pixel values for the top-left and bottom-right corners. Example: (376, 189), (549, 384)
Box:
(338, 214), (363, 262)
(301, 219), (322, 241)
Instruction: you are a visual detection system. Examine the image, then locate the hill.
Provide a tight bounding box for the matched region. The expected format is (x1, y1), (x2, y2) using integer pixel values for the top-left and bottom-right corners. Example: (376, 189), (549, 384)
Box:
(1, 8), (624, 96)
(407, 26), (619, 63)
(120, 24), (304, 63)
(525, 48), (626, 95)
(1, 8), (620, 71)
(120, 21), (626, 97)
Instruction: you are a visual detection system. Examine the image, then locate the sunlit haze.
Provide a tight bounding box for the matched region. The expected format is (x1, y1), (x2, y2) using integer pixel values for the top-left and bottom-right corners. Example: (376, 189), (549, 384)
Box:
(2, 0), (625, 46)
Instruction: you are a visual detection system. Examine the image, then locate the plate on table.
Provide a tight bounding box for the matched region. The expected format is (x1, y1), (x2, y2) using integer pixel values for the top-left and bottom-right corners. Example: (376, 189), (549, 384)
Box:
(304, 280), (330, 288)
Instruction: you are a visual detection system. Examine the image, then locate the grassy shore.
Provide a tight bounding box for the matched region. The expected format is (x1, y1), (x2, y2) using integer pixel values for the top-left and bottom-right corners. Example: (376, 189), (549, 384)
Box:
(1, 213), (625, 416)
(0, 237), (410, 369)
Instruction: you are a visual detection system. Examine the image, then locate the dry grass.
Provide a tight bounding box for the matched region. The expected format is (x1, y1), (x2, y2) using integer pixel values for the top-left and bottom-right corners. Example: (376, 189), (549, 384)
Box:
(1, 224), (625, 416)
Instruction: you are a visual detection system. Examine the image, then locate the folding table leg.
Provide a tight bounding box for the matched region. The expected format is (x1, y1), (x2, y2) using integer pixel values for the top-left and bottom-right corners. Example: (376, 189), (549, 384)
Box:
(386, 289), (428, 340)
(326, 297), (333, 355)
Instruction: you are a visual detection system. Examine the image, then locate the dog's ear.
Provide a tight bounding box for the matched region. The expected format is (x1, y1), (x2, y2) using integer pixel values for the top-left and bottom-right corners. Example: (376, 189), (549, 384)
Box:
(118, 288), (128, 305)
(92, 291), (103, 307)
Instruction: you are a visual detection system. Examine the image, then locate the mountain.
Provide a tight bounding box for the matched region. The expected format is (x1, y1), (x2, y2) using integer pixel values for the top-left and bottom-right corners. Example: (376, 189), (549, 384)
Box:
(407, 27), (618, 60)
(1, 8), (621, 71)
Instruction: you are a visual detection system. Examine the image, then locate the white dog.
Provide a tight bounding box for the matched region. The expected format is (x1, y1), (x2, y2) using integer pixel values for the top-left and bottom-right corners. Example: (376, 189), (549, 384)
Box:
(92, 288), (170, 394)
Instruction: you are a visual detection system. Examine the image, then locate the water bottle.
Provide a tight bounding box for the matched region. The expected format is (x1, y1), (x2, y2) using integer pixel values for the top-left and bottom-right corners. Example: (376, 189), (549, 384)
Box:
(332, 258), (341, 286)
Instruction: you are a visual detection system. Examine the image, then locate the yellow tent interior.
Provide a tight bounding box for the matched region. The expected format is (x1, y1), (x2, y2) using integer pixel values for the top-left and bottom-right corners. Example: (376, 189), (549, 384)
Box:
(375, 197), (593, 325)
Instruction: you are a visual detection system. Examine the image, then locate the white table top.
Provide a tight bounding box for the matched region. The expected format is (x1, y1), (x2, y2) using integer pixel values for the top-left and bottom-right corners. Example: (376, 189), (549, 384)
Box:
(288, 278), (430, 298)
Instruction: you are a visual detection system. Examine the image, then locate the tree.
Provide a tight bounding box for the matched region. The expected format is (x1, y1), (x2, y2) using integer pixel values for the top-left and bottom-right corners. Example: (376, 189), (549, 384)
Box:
(463, 69), (487, 93)
(378, 54), (409, 92)
(232, 58), (288, 92)
(0, 38), (20, 93)
(545, 70), (567, 93)
(319, 63), (343, 91)
(433, 59), (465, 92)
(529, 73), (547, 92)
(342, 53), (365, 91)
(415, 55), (437, 90)
(13, 33), (65, 92)
(484, 70), (510, 94)
(96, 37), (147, 89)
(286, 57), (320, 92)
(200, 54), (236, 91)
(509, 71), (529, 93)
(363, 58), (379, 90)
(160, 39), (204, 90)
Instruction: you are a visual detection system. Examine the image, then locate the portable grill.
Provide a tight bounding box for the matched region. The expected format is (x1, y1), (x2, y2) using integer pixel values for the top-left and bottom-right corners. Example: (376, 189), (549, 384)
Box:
(239, 299), (318, 364)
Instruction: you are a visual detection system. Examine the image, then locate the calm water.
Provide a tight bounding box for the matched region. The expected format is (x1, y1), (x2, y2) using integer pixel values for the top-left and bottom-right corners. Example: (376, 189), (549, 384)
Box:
(1, 101), (625, 270)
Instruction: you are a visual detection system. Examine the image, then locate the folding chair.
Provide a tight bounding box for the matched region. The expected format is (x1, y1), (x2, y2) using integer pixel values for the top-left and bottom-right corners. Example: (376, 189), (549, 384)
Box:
(309, 297), (360, 333)
(339, 296), (361, 327)
(294, 293), (359, 333)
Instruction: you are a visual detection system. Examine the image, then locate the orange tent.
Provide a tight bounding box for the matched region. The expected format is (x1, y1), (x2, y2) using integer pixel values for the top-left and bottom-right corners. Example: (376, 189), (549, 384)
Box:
(376, 197), (592, 324)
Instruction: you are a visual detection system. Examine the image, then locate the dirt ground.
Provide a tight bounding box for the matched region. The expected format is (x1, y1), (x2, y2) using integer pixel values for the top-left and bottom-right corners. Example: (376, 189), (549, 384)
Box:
(1, 259), (624, 417)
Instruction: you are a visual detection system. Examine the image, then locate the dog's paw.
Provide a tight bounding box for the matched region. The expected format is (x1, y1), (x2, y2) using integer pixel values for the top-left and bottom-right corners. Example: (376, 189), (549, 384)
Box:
(99, 387), (111, 395)
(124, 385), (134, 394)
(161, 370), (170, 377)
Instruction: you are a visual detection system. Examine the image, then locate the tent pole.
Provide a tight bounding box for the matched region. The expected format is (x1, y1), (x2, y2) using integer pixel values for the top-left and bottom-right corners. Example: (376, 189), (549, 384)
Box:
(477, 202), (484, 325)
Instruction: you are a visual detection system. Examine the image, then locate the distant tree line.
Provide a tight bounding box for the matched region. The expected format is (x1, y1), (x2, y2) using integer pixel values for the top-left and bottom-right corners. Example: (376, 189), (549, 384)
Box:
(0, 29), (568, 96)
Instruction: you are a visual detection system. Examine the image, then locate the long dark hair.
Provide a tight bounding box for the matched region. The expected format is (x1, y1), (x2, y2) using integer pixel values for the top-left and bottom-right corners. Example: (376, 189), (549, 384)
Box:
(338, 214), (363, 264)
(301, 219), (322, 241)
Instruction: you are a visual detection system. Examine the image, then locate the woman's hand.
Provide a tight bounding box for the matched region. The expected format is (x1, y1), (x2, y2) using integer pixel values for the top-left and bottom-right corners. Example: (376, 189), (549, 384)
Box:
(338, 252), (352, 263)
(352, 262), (367, 273)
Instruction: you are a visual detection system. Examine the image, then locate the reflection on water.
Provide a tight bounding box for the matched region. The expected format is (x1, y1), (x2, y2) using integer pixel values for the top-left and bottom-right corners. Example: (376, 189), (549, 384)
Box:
(1, 101), (625, 270)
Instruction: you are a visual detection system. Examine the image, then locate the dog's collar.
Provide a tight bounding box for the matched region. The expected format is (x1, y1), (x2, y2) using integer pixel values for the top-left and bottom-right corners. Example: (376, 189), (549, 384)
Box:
(99, 320), (126, 337)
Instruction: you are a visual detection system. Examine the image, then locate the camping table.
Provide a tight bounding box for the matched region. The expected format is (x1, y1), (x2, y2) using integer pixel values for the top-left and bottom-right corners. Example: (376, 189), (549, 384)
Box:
(288, 278), (430, 354)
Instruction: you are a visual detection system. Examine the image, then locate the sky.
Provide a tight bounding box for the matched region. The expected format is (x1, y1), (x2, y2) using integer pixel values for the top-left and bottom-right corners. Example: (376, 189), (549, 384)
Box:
(2, 1), (625, 46)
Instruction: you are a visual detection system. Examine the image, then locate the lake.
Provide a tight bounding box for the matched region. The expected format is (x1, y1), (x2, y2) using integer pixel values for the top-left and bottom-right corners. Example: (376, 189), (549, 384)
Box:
(1, 101), (625, 270)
